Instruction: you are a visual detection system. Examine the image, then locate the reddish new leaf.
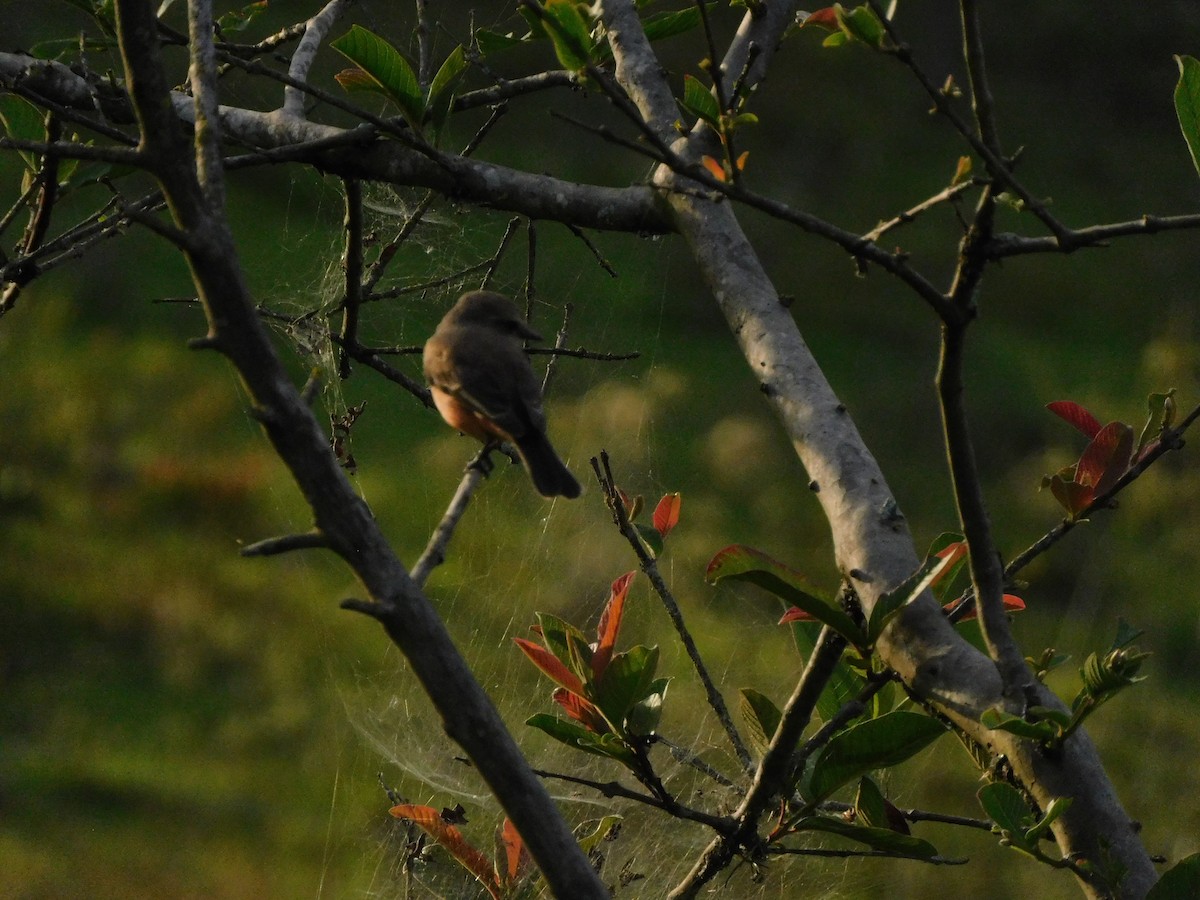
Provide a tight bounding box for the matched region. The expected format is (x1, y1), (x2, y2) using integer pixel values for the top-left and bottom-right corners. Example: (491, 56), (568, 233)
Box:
(652, 492), (682, 539)
(499, 818), (530, 886)
(951, 594), (1026, 623)
(778, 605), (814, 624)
(1047, 400), (1103, 439)
(1076, 421), (1134, 496)
(593, 571), (635, 680)
(514, 637), (585, 694)
(553, 687), (610, 733)
(802, 8), (839, 30)
(390, 804), (501, 899)
(701, 155), (727, 181)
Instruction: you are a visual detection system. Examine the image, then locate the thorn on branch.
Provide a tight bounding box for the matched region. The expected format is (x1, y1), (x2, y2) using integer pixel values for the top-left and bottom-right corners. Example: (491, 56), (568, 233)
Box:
(241, 530), (331, 557)
(340, 597), (394, 620)
(186, 335), (222, 351)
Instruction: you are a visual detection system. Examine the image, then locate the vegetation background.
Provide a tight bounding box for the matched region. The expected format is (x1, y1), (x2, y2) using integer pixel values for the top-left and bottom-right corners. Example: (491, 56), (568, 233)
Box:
(2, 2), (1199, 897)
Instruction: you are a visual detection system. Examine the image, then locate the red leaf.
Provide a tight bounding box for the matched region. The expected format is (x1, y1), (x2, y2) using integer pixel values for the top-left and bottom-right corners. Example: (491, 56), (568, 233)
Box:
(802, 8), (840, 31)
(593, 571), (636, 680)
(949, 594), (1026, 622)
(514, 637), (585, 694)
(553, 687), (609, 733)
(499, 818), (530, 885)
(390, 805), (501, 899)
(778, 606), (815, 624)
(1047, 400), (1103, 439)
(652, 493), (682, 539)
(1076, 421), (1134, 496)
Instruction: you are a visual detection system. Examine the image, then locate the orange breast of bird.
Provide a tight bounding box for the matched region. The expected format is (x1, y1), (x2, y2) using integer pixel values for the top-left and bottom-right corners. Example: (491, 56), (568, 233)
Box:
(429, 384), (513, 445)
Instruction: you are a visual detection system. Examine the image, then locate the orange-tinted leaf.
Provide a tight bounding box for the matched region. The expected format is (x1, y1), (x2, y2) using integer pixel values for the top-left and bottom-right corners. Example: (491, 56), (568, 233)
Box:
(951, 155), (972, 186)
(735, 150), (749, 171)
(1076, 421), (1134, 495)
(802, 8), (839, 31)
(499, 818), (530, 885)
(931, 541), (967, 586)
(334, 67), (379, 93)
(949, 594), (1026, 622)
(701, 155), (727, 181)
(593, 571), (636, 680)
(514, 637), (585, 694)
(1047, 400), (1103, 439)
(553, 687), (609, 732)
(652, 493), (682, 539)
(390, 805), (501, 898)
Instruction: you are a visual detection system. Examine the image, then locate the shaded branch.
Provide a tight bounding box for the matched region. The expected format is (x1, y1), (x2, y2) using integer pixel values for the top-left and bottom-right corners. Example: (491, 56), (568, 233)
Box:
(593, 451), (753, 775)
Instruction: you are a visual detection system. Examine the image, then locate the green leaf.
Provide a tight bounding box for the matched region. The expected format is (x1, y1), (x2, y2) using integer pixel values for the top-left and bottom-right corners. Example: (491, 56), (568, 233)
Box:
(682, 74), (721, 128)
(642, 7), (702, 42)
(808, 711), (946, 801)
(1174, 56), (1200, 177)
(1148, 853), (1200, 900)
(1137, 389), (1177, 454)
(787, 619), (867, 721)
(217, 0), (268, 34)
(867, 551), (955, 644)
(980, 707), (1062, 743)
(0, 95), (46, 171)
(633, 523), (663, 557)
(575, 815), (623, 856)
(739, 688), (782, 757)
(626, 676), (670, 735)
(854, 776), (889, 831)
(837, 4), (888, 49)
(542, 0), (595, 72)
(1024, 796), (1071, 845)
(593, 644), (659, 728)
(331, 26), (424, 127)
(526, 713), (637, 766)
(792, 814), (938, 859)
(475, 29), (526, 56)
(706, 545), (863, 644)
(978, 782), (1034, 849)
(536, 612), (593, 684)
(426, 45), (468, 133)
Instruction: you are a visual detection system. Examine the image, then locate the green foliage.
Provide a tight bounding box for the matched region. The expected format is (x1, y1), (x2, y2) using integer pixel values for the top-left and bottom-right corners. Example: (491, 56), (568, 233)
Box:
(984, 621), (1148, 749)
(1148, 853), (1200, 900)
(518, 574), (670, 776)
(805, 711), (947, 802)
(1174, 55), (1200, 178)
(978, 782), (1072, 864)
(331, 26), (465, 137)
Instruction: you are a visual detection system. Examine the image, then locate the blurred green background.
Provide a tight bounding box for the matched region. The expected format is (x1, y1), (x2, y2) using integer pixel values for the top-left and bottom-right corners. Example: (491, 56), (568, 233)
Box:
(3, 2), (1200, 897)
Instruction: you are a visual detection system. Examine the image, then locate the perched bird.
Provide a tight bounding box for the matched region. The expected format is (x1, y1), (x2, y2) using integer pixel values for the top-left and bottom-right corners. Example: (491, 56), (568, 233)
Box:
(423, 291), (581, 499)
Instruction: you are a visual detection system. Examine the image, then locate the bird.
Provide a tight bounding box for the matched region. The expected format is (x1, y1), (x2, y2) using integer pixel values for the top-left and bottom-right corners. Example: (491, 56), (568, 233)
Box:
(423, 291), (582, 499)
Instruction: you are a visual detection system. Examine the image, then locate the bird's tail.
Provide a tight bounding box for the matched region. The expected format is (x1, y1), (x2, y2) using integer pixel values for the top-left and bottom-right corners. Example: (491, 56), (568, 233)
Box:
(516, 431), (582, 499)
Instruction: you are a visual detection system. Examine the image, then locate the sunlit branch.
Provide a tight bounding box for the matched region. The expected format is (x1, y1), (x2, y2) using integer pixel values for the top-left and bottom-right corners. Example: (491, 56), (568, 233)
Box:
(283, 0), (353, 118)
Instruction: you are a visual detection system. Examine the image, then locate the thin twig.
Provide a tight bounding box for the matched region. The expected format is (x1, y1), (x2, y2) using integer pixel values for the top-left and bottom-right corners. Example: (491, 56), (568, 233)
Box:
(593, 451), (753, 774)
(411, 455), (490, 587)
(338, 178), (364, 378)
(533, 767), (736, 835)
(862, 179), (977, 245)
(479, 217), (522, 291)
